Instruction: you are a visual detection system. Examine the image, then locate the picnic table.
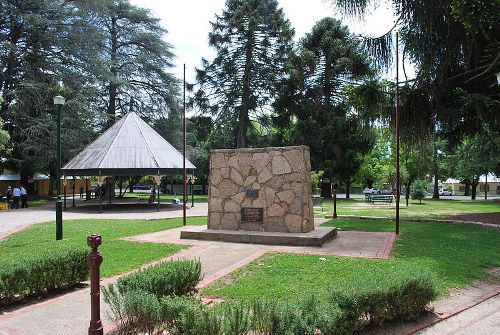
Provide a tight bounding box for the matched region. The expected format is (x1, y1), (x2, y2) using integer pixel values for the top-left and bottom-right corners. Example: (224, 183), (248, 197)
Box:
(365, 194), (393, 204)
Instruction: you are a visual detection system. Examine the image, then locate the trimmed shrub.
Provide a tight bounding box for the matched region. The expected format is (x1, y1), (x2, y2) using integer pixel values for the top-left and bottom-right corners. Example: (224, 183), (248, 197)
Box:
(0, 248), (88, 305)
(328, 270), (437, 333)
(104, 261), (437, 335)
(103, 260), (203, 334)
(116, 259), (202, 298)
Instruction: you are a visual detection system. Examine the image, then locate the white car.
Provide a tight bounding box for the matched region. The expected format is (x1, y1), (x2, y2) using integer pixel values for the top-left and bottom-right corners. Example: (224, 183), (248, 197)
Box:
(439, 190), (452, 196)
(363, 188), (382, 195)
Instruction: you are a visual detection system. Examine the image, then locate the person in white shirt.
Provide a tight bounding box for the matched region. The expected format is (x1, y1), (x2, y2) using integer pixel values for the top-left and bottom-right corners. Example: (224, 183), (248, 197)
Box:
(12, 186), (21, 209)
(20, 185), (28, 208)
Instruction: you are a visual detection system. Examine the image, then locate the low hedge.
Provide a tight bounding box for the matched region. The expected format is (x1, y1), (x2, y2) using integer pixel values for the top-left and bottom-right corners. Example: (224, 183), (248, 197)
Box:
(105, 263), (437, 335)
(0, 248), (89, 305)
(114, 259), (202, 298)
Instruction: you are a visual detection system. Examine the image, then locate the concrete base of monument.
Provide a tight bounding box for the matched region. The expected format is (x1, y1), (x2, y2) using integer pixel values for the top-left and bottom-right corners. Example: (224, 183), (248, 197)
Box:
(180, 227), (337, 247)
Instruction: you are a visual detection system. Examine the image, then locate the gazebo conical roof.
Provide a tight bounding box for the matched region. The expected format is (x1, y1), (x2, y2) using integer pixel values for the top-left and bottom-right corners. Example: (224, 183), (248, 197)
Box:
(62, 112), (195, 176)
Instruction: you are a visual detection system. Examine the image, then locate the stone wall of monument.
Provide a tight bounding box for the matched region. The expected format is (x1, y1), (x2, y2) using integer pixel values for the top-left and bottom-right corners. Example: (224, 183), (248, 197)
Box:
(208, 146), (314, 233)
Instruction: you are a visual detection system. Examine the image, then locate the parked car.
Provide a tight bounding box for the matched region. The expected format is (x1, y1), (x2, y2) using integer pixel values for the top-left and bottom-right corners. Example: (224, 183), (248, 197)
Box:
(439, 189), (452, 196)
(363, 188), (382, 195)
(133, 184), (151, 191)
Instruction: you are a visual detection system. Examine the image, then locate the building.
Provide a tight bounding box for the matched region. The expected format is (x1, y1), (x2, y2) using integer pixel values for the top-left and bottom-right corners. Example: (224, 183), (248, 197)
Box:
(442, 173), (500, 196)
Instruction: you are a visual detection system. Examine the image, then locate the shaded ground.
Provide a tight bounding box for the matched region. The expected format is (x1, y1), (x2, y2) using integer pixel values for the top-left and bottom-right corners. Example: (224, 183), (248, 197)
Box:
(448, 212), (500, 224)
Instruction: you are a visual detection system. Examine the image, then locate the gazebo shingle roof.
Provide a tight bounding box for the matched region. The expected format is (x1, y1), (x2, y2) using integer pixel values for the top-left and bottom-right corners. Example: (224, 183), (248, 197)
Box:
(62, 112), (195, 176)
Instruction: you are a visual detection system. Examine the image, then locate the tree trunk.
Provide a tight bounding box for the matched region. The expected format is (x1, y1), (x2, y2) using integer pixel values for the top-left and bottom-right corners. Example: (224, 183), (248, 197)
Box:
(320, 180), (332, 198)
(345, 181), (351, 199)
(107, 15), (118, 129)
(463, 179), (470, 196)
(405, 182), (410, 207)
(201, 180), (207, 195)
(236, 29), (254, 149)
(471, 179), (478, 200)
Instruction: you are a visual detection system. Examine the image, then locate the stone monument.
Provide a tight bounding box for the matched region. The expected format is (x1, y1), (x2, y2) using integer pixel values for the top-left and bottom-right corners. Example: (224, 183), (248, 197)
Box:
(181, 146), (336, 246)
(208, 146), (314, 232)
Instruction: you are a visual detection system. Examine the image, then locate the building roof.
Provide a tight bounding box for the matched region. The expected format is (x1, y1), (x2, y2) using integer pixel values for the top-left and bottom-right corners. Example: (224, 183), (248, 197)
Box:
(62, 112), (195, 176)
(443, 173), (499, 184)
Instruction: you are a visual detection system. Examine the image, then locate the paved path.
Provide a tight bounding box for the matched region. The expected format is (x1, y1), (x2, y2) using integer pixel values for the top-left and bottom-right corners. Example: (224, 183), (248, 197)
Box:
(0, 199), (209, 238)
(0, 225), (396, 335)
(417, 294), (500, 335)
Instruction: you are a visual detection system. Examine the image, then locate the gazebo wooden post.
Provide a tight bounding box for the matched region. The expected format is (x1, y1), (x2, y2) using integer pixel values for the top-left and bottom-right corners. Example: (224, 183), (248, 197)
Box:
(157, 171), (160, 212)
(98, 171), (103, 214)
(72, 176), (76, 207)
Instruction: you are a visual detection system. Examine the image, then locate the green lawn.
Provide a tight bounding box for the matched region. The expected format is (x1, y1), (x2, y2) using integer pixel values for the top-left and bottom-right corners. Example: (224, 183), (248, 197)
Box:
(0, 216), (207, 278)
(202, 219), (500, 300)
(317, 198), (500, 219)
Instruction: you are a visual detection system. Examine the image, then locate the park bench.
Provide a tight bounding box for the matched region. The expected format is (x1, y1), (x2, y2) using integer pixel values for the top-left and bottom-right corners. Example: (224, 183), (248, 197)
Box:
(311, 196), (324, 212)
(367, 195), (393, 204)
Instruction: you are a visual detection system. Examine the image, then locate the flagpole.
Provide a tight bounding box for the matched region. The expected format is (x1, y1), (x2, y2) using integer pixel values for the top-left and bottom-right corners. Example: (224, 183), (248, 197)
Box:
(183, 64), (187, 226)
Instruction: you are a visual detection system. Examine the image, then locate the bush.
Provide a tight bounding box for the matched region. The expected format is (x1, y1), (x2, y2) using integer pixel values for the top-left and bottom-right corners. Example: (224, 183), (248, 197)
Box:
(411, 179), (429, 203)
(115, 259), (202, 298)
(329, 270), (437, 333)
(105, 262), (437, 335)
(0, 248), (88, 305)
(103, 260), (203, 334)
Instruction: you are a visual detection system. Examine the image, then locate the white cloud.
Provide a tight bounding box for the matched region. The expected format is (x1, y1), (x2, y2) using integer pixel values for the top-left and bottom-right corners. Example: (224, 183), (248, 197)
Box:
(130, 0), (407, 83)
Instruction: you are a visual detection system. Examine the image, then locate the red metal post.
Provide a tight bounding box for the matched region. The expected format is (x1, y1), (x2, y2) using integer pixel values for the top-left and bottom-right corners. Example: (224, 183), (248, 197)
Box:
(395, 32), (401, 235)
(87, 234), (103, 335)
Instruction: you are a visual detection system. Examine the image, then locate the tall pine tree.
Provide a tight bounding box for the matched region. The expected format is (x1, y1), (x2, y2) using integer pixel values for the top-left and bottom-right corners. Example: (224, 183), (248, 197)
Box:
(194, 0), (294, 148)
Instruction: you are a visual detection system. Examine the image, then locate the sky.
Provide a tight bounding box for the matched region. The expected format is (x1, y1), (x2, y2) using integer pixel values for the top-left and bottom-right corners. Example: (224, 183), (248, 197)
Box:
(130, 0), (402, 83)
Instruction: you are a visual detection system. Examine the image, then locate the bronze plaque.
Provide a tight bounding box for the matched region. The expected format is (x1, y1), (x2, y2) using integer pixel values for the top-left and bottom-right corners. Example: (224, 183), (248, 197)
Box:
(241, 207), (263, 222)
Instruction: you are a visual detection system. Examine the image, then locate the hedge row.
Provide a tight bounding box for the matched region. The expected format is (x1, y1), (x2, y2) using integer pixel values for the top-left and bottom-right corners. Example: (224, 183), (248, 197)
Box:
(0, 248), (89, 305)
(105, 262), (437, 335)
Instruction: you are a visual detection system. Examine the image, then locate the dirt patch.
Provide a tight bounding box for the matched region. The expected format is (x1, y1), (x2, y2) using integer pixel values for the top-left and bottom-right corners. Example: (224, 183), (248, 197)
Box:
(447, 212), (500, 225)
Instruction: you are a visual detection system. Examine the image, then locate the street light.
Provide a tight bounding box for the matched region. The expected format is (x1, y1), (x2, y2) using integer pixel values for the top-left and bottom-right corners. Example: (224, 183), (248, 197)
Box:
(54, 95), (65, 240)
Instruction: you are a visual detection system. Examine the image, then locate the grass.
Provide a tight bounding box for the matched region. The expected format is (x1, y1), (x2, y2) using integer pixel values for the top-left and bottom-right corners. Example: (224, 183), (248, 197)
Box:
(202, 254), (433, 300)
(318, 198), (500, 219)
(0, 216), (207, 278)
(202, 219), (500, 300)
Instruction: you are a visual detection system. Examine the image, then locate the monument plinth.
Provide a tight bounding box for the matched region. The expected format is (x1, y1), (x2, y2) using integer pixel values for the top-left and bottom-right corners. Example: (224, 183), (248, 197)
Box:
(181, 146), (336, 246)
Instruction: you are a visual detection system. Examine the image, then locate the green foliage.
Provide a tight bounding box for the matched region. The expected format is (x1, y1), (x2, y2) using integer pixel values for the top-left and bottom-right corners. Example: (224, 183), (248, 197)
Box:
(194, 0), (294, 148)
(311, 170), (324, 195)
(0, 248), (88, 306)
(274, 18), (374, 188)
(410, 179), (428, 203)
(107, 272), (436, 335)
(114, 260), (202, 299)
(330, 271), (437, 331)
(103, 260), (203, 334)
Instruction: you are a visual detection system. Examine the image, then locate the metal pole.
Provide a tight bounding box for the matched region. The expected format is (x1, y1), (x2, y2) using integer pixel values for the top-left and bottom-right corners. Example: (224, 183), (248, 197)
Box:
(183, 63), (187, 226)
(333, 188), (337, 218)
(395, 32), (401, 235)
(56, 104), (63, 240)
(87, 234), (103, 335)
(72, 176), (75, 207)
(63, 177), (67, 210)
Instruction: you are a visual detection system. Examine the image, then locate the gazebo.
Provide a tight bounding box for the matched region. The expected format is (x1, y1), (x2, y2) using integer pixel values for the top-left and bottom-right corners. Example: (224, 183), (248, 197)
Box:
(62, 112), (195, 211)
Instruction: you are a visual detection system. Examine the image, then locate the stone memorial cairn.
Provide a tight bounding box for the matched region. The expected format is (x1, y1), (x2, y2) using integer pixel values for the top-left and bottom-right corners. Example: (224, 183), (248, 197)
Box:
(208, 146), (314, 233)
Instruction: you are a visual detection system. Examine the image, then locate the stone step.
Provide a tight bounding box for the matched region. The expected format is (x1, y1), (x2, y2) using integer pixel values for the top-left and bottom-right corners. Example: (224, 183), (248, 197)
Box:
(180, 227), (337, 247)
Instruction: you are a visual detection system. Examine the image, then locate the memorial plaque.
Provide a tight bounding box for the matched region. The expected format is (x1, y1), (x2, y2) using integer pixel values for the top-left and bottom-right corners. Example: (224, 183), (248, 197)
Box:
(245, 188), (259, 199)
(241, 207), (263, 222)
